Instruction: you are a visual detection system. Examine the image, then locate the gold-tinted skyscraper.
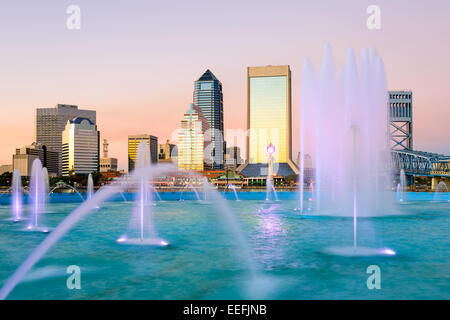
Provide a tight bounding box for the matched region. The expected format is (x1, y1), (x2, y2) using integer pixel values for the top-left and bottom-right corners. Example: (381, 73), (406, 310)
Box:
(128, 134), (158, 172)
(239, 65), (297, 177)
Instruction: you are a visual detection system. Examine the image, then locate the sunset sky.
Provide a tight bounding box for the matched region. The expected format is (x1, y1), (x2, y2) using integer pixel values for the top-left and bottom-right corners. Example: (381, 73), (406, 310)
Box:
(0, 0), (449, 171)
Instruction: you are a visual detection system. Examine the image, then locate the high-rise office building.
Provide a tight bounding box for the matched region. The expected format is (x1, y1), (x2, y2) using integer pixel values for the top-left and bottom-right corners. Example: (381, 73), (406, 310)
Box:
(178, 104), (209, 171)
(13, 143), (59, 176)
(36, 104), (96, 175)
(389, 91), (413, 150)
(128, 134), (158, 172)
(194, 69), (224, 169)
(238, 65), (298, 177)
(61, 117), (99, 176)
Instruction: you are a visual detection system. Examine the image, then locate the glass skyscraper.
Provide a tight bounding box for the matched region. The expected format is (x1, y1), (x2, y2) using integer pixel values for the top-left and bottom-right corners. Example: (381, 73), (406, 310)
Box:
(193, 69), (224, 169)
(239, 65), (298, 177)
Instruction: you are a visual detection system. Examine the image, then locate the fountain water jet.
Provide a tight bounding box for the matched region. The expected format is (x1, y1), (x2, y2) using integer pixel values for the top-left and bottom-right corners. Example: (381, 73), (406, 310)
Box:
(49, 182), (85, 202)
(11, 169), (23, 222)
(151, 185), (162, 201)
(399, 169), (407, 202)
(265, 179), (279, 202)
(87, 174), (94, 201)
(227, 184), (240, 201)
(299, 44), (392, 217)
(300, 45), (395, 256)
(118, 141), (164, 246)
(26, 159), (49, 232)
(179, 184), (201, 201)
(202, 177), (209, 201)
(42, 167), (49, 201)
(434, 182), (449, 202)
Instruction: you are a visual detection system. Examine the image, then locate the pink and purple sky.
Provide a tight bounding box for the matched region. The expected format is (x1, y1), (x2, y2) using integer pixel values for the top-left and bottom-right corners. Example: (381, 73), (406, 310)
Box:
(0, 0), (449, 170)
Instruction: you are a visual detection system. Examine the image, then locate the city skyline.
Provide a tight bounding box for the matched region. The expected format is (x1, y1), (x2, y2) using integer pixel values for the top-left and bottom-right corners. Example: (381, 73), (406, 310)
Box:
(1, 1), (450, 170)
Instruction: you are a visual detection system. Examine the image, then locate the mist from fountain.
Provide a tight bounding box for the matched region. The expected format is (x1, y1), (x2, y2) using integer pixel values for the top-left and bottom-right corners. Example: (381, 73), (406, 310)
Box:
(11, 169), (23, 222)
(298, 44), (392, 217)
(434, 182), (449, 202)
(27, 159), (49, 232)
(298, 44), (395, 257)
(0, 163), (261, 299)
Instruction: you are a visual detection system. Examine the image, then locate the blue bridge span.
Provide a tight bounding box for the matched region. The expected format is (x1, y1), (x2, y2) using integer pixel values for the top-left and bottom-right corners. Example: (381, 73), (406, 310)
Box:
(391, 150), (450, 177)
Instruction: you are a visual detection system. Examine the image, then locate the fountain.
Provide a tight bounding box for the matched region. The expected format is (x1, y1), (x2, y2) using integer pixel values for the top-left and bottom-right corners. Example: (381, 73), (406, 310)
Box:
(49, 181), (85, 201)
(434, 181), (449, 202)
(265, 179), (279, 202)
(0, 163), (262, 299)
(117, 141), (166, 246)
(26, 159), (49, 233)
(151, 185), (162, 201)
(42, 167), (49, 200)
(87, 174), (94, 201)
(298, 44), (395, 256)
(11, 169), (23, 222)
(227, 184), (240, 201)
(201, 177), (211, 201)
(399, 169), (407, 202)
(179, 184), (201, 201)
(265, 143), (279, 202)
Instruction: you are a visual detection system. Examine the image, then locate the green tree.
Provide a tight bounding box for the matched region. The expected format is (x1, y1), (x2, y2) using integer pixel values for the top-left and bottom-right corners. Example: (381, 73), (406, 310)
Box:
(0, 172), (13, 186)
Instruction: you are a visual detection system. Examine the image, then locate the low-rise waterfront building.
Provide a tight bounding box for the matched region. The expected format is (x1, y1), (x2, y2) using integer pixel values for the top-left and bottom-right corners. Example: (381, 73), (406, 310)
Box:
(13, 143), (59, 177)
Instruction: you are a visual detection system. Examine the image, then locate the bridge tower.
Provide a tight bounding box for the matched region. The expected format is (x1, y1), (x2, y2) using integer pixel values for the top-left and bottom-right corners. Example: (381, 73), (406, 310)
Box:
(389, 91), (413, 150)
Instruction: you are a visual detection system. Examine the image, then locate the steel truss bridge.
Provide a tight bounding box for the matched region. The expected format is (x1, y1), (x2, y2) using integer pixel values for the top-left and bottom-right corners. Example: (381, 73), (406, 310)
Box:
(391, 150), (450, 177)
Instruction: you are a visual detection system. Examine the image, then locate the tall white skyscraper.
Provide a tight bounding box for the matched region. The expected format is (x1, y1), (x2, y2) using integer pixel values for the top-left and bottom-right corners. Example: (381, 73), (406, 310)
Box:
(61, 117), (99, 176)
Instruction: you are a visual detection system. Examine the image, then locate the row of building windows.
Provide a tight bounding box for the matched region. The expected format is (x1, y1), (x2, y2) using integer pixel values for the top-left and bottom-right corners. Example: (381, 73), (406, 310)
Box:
(390, 105), (412, 118)
(389, 93), (412, 100)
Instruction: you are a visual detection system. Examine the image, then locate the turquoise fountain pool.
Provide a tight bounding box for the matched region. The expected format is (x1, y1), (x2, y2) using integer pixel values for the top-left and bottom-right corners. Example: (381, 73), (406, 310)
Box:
(0, 197), (448, 299)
